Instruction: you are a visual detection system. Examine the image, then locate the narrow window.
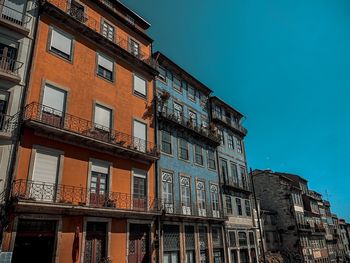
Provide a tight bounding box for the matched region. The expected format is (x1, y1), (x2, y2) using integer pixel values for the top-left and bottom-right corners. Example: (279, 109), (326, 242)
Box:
(188, 110), (197, 126)
(210, 185), (220, 217)
(207, 150), (216, 170)
(226, 196), (233, 215)
(230, 163), (239, 185)
(94, 104), (111, 131)
(228, 134), (234, 149)
(133, 120), (147, 152)
(196, 181), (206, 216)
(132, 169), (147, 210)
(172, 75), (182, 92)
(220, 159), (228, 181)
(0, 91), (9, 130)
(161, 130), (172, 154)
(238, 232), (247, 246)
(180, 176), (191, 215)
(219, 130), (225, 145)
(97, 53), (114, 81)
(245, 200), (251, 217)
(49, 28), (73, 60)
(236, 198), (242, 216)
(229, 232), (236, 247)
(178, 138), (189, 160)
(237, 138), (243, 154)
(101, 21), (114, 41)
(162, 171), (173, 213)
(194, 144), (203, 165)
(173, 102), (183, 121)
(158, 66), (167, 82)
(133, 75), (147, 97)
(187, 85), (195, 101)
(129, 38), (140, 58)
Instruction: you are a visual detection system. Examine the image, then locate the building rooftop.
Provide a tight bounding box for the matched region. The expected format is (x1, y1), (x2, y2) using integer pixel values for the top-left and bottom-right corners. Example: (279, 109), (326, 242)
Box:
(114, 0), (151, 29)
(153, 51), (212, 95)
(210, 96), (245, 119)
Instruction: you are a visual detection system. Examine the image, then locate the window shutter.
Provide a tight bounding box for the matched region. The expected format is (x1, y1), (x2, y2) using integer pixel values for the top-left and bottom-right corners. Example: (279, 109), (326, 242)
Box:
(43, 85), (66, 113)
(98, 54), (113, 71)
(51, 29), (72, 56)
(32, 150), (59, 184)
(3, 0), (26, 21)
(133, 120), (146, 140)
(91, 161), (109, 174)
(94, 104), (111, 129)
(134, 75), (146, 96)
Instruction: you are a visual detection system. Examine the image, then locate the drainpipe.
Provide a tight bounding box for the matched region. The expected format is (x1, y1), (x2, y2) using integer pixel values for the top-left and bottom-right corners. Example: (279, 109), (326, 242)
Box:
(250, 168), (267, 263)
(1, 0), (41, 241)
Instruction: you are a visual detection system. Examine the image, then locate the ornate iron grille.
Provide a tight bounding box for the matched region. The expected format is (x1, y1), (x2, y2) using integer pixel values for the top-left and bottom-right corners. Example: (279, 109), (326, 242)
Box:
(22, 102), (159, 158)
(185, 226), (195, 250)
(163, 225), (180, 252)
(11, 179), (161, 213)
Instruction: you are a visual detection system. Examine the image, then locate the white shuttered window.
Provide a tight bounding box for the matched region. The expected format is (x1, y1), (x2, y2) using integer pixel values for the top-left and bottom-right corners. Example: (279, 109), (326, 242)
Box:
(133, 120), (147, 152)
(94, 104), (111, 130)
(50, 28), (72, 59)
(133, 75), (147, 97)
(42, 85), (66, 116)
(32, 150), (59, 184)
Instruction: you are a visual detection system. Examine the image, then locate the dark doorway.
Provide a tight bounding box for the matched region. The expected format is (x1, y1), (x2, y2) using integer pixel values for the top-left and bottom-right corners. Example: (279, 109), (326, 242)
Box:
(12, 219), (57, 263)
(128, 224), (149, 263)
(84, 222), (107, 263)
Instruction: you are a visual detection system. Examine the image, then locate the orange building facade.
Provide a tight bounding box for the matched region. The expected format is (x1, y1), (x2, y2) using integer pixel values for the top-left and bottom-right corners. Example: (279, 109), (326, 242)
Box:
(1, 0), (160, 262)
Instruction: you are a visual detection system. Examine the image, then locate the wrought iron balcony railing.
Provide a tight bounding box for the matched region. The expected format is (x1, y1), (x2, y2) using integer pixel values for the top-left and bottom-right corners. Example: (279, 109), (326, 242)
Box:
(11, 179), (161, 213)
(43, 0), (155, 67)
(0, 2), (32, 29)
(158, 106), (221, 144)
(162, 199), (226, 219)
(23, 102), (159, 158)
(212, 111), (247, 136)
(298, 223), (312, 231)
(224, 176), (251, 192)
(0, 55), (23, 76)
(0, 113), (19, 137)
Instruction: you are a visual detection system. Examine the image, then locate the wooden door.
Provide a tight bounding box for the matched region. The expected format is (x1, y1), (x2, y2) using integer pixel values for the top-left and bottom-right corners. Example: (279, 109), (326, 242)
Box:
(133, 175), (146, 210)
(84, 222), (107, 263)
(90, 171), (107, 206)
(128, 224), (149, 263)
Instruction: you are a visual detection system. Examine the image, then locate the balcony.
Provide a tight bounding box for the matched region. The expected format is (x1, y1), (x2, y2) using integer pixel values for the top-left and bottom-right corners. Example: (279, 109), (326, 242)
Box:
(0, 3), (32, 35)
(0, 113), (19, 139)
(11, 179), (161, 217)
(0, 55), (23, 83)
(23, 102), (159, 161)
(161, 200), (226, 221)
(41, 0), (157, 76)
(314, 223), (326, 234)
(298, 223), (312, 232)
(158, 107), (221, 145)
(211, 111), (247, 136)
(223, 176), (251, 193)
(307, 190), (322, 201)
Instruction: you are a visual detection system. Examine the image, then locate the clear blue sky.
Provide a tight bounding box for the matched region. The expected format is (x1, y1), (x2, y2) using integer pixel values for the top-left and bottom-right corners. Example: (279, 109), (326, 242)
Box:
(123, 0), (350, 221)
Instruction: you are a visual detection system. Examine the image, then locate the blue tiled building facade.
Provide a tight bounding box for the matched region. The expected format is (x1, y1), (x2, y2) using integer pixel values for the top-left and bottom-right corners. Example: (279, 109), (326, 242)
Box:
(210, 97), (258, 263)
(154, 52), (227, 263)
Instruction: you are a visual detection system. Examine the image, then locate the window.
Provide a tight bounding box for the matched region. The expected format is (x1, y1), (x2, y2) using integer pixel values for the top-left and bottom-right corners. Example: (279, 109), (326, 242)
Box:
(229, 232), (236, 247)
(178, 138), (189, 160)
(210, 185), (220, 217)
(187, 85), (195, 101)
(249, 232), (255, 246)
(1, 0), (26, 24)
(219, 130), (225, 145)
(173, 75), (182, 92)
(94, 104), (111, 131)
(180, 176), (191, 215)
(49, 28), (73, 60)
(236, 198), (242, 216)
(97, 53), (114, 81)
(69, 0), (85, 22)
(101, 21), (114, 41)
(0, 92), (9, 130)
(228, 134), (234, 149)
(230, 163), (239, 184)
(194, 144), (203, 165)
(220, 159), (228, 181)
(240, 167), (248, 189)
(196, 181), (206, 216)
(238, 232), (247, 246)
(237, 138), (243, 154)
(214, 105), (221, 119)
(173, 102), (183, 121)
(188, 110), (197, 125)
(158, 66), (167, 82)
(32, 149), (60, 201)
(133, 120), (147, 152)
(226, 196), (233, 215)
(161, 130), (172, 154)
(245, 200), (251, 217)
(225, 111), (231, 124)
(133, 75), (147, 97)
(129, 38), (139, 57)
(208, 150), (216, 170)
(162, 171), (173, 213)
(90, 161), (109, 205)
(42, 84), (66, 116)
(133, 169), (147, 209)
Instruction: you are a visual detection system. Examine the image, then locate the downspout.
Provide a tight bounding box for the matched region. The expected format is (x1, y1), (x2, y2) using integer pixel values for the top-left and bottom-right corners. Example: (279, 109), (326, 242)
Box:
(2, 0), (41, 235)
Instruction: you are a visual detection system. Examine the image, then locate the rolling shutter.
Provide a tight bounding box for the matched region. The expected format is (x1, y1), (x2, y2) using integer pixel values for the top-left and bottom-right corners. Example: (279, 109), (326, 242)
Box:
(134, 75), (146, 96)
(32, 150), (59, 184)
(98, 54), (113, 71)
(94, 104), (111, 129)
(42, 85), (66, 114)
(51, 28), (72, 56)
